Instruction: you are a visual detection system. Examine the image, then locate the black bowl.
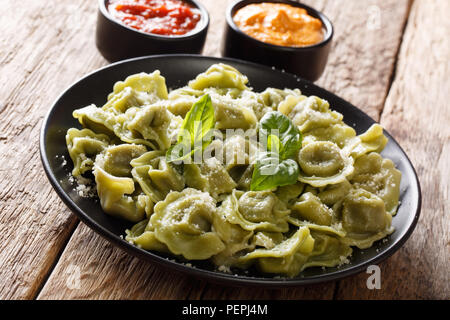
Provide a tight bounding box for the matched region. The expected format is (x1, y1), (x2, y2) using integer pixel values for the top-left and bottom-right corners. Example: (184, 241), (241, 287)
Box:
(96, 0), (209, 62)
(222, 0), (333, 82)
(40, 55), (421, 287)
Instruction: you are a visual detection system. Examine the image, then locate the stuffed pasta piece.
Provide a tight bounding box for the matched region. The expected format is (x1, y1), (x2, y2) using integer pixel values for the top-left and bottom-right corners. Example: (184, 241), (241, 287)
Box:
(93, 144), (153, 222)
(148, 188), (226, 260)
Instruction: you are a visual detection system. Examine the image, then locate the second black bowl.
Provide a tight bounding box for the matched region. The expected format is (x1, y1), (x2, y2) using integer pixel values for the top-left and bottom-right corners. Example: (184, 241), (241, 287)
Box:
(222, 0), (333, 82)
(96, 0), (210, 62)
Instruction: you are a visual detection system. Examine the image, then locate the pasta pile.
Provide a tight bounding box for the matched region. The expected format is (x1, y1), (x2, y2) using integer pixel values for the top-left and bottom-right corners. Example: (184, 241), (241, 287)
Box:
(66, 64), (401, 277)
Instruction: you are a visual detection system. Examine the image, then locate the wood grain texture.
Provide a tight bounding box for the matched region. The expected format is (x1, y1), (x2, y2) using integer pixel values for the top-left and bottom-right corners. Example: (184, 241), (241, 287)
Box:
(309, 0), (412, 120)
(336, 0), (450, 299)
(0, 0), (108, 299)
(35, 0), (413, 300)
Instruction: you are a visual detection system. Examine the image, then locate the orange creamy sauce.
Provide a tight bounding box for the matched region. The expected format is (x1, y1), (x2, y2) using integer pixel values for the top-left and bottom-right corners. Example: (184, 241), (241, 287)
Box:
(233, 3), (324, 47)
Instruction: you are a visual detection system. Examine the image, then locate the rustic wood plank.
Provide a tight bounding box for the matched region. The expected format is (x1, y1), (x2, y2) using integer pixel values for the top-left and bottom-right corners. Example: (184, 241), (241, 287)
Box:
(200, 0), (228, 57)
(336, 0), (450, 299)
(0, 0), (107, 299)
(37, 224), (209, 299)
(36, 0), (411, 299)
(312, 0), (413, 120)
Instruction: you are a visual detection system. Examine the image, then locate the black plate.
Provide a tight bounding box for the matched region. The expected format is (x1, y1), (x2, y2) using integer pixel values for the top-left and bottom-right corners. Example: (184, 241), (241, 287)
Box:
(40, 55), (421, 287)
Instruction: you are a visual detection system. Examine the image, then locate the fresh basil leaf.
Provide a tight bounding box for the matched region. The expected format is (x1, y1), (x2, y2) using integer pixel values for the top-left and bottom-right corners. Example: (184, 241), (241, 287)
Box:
(259, 111), (302, 160)
(250, 112), (302, 191)
(267, 133), (281, 155)
(181, 94), (215, 148)
(250, 153), (299, 191)
(167, 94), (215, 163)
(166, 144), (195, 163)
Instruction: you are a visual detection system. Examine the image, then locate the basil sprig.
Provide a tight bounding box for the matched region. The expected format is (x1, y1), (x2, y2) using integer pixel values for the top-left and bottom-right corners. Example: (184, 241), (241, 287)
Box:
(250, 111), (302, 191)
(260, 111), (302, 159)
(166, 94), (215, 163)
(250, 154), (299, 191)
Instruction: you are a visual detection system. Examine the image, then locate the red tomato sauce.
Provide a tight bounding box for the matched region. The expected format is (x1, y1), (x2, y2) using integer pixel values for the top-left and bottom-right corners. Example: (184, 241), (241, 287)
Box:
(108, 0), (201, 36)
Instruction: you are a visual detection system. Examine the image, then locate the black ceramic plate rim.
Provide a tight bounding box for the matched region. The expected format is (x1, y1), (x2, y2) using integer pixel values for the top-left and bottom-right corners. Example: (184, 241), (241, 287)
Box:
(99, 0), (210, 40)
(40, 54), (421, 287)
(226, 0), (334, 52)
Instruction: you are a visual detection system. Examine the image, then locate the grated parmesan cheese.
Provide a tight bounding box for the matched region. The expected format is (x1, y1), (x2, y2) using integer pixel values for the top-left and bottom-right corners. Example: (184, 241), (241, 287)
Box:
(338, 255), (350, 267)
(68, 173), (96, 198)
(217, 265), (231, 274)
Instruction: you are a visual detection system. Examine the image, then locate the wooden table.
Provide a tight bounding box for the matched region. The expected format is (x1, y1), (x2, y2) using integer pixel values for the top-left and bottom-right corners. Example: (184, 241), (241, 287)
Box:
(0, 0), (448, 300)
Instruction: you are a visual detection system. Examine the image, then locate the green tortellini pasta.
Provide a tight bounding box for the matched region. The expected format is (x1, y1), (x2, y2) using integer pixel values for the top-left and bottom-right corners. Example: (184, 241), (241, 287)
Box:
(238, 191), (290, 229)
(349, 124), (388, 159)
(218, 134), (261, 172)
(350, 153), (401, 215)
(168, 86), (261, 128)
(184, 157), (237, 198)
(252, 231), (284, 249)
(234, 164), (254, 191)
(275, 181), (305, 206)
(150, 188), (225, 260)
(73, 104), (118, 138)
(94, 155), (153, 222)
(217, 190), (290, 233)
(126, 104), (173, 150)
(297, 141), (354, 187)
(303, 231), (353, 269)
(258, 88), (302, 112)
(102, 85), (160, 115)
(66, 128), (109, 176)
(130, 151), (185, 203)
(167, 87), (204, 117)
(279, 95), (342, 133)
(188, 63), (249, 91)
(72, 71), (173, 150)
(303, 123), (356, 149)
(340, 188), (394, 249)
(238, 227), (315, 277)
(77, 105), (175, 150)
(65, 63), (402, 278)
(125, 219), (168, 252)
(210, 92), (258, 130)
(287, 218), (347, 238)
(101, 144), (147, 177)
(211, 210), (254, 267)
(109, 70), (168, 102)
(317, 180), (352, 206)
(291, 192), (334, 226)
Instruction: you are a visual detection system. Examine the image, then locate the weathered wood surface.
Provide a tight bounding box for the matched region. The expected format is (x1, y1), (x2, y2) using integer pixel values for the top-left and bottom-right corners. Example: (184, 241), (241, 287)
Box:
(0, 0), (105, 299)
(1, 0), (446, 300)
(336, 0), (450, 299)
